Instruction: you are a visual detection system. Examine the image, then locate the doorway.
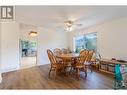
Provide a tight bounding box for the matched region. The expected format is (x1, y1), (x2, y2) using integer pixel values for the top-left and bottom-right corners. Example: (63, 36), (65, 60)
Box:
(20, 40), (37, 69)
(19, 23), (38, 69)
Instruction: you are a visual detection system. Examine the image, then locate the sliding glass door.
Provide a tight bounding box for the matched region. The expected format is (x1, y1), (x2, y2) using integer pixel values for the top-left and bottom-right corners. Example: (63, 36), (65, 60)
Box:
(74, 33), (97, 53)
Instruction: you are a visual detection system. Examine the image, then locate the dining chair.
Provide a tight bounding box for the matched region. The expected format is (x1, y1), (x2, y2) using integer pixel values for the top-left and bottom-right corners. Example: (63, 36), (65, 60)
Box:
(80, 49), (85, 54)
(84, 50), (94, 72)
(47, 49), (63, 78)
(62, 48), (68, 54)
(61, 48), (72, 69)
(80, 49), (89, 55)
(53, 48), (62, 55)
(73, 51), (88, 80)
(53, 48), (63, 62)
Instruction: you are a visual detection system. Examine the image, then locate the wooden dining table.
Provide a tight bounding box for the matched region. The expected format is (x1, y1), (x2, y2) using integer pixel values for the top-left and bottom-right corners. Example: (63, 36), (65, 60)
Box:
(56, 53), (80, 64)
(56, 53), (79, 59)
(56, 53), (80, 73)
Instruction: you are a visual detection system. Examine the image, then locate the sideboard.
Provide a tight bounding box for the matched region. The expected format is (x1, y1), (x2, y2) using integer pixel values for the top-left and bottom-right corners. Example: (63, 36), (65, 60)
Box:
(99, 59), (127, 75)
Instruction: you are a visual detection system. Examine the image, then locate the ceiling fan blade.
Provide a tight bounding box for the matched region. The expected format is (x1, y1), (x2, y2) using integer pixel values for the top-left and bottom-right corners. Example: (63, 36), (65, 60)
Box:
(72, 23), (83, 27)
(76, 23), (83, 26)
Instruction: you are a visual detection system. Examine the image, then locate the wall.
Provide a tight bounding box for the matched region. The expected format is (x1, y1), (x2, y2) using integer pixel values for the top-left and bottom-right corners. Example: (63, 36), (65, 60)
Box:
(37, 27), (68, 65)
(20, 24), (68, 65)
(0, 22), (20, 73)
(0, 21), (68, 73)
(0, 23), (1, 68)
(68, 17), (127, 60)
(19, 23), (38, 41)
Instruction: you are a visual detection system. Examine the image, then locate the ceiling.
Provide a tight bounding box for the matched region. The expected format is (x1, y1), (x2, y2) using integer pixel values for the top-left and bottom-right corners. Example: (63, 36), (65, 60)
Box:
(16, 6), (127, 31)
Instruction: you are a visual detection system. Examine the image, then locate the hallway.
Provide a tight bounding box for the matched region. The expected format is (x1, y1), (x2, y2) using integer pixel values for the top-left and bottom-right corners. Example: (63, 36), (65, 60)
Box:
(20, 57), (36, 69)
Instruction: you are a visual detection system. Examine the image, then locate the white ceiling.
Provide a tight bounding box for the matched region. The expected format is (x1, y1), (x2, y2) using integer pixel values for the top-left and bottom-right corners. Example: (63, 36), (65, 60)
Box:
(16, 6), (127, 31)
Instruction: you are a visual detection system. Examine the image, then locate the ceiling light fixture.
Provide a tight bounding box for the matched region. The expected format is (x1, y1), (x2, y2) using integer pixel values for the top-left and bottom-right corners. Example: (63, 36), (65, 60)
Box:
(65, 26), (72, 32)
(29, 31), (38, 37)
(64, 20), (73, 27)
(64, 20), (73, 32)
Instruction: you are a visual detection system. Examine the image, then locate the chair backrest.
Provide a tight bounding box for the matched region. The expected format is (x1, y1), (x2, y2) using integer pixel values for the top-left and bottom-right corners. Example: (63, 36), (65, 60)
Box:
(85, 50), (94, 62)
(80, 49), (85, 53)
(47, 49), (57, 65)
(80, 49), (89, 55)
(62, 48), (68, 54)
(79, 50), (89, 63)
(75, 50), (89, 66)
(53, 48), (62, 56)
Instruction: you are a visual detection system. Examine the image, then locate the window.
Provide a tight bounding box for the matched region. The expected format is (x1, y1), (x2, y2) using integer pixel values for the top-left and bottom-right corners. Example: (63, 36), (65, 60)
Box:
(74, 33), (97, 53)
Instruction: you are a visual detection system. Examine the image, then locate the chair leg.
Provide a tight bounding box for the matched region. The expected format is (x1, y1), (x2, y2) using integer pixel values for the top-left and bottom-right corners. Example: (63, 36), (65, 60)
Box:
(49, 67), (52, 77)
(54, 69), (57, 78)
(69, 66), (73, 75)
(85, 69), (87, 77)
(89, 65), (92, 72)
(77, 68), (80, 80)
(83, 66), (87, 77)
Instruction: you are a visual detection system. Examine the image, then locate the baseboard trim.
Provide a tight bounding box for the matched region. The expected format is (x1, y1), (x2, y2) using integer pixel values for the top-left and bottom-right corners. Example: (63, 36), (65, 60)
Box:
(37, 63), (49, 66)
(0, 74), (2, 83)
(1, 65), (20, 73)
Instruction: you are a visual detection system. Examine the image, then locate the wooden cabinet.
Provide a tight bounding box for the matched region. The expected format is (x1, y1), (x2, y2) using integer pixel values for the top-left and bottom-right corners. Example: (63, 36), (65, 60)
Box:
(99, 59), (127, 75)
(99, 60), (115, 75)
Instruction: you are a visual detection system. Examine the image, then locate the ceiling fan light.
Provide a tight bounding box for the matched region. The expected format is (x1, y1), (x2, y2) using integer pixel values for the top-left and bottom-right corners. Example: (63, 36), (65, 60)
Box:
(29, 31), (38, 37)
(65, 22), (71, 27)
(66, 27), (72, 32)
(64, 20), (73, 27)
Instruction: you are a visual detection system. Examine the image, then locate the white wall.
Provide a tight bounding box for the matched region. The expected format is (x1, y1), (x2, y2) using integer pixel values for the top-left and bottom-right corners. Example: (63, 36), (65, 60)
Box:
(0, 23), (1, 68)
(0, 23), (2, 82)
(0, 21), (68, 73)
(68, 17), (127, 60)
(0, 22), (20, 73)
(37, 27), (68, 65)
(19, 24), (68, 65)
(19, 23), (38, 41)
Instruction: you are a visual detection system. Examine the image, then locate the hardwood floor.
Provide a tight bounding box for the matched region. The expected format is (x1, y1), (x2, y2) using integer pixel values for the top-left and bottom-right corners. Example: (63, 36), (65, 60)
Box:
(0, 64), (114, 89)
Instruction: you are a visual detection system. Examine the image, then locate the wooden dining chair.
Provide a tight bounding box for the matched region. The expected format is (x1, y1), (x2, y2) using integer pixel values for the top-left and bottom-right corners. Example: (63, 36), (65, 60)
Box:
(47, 49), (63, 78)
(53, 48), (62, 56)
(73, 51), (88, 80)
(53, 48), (63, 62)
(61, 48), (72, 69)
(62, 48), (68, 54)
(80, 49), (89, 55)
(84, 50), (94, 72)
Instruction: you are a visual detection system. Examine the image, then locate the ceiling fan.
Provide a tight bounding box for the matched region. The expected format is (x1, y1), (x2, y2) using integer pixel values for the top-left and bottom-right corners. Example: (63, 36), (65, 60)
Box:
(63, 20), (83, 32)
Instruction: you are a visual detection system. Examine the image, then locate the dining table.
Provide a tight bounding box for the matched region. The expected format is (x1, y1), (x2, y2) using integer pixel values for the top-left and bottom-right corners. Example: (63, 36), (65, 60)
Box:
(56, 53), (80, 74)
(56, 53), (79, 59)
(56, 53), (80, 64)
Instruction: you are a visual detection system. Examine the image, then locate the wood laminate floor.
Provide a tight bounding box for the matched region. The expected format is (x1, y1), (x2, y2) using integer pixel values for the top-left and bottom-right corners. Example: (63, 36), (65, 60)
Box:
(0, 64), (114, 89)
